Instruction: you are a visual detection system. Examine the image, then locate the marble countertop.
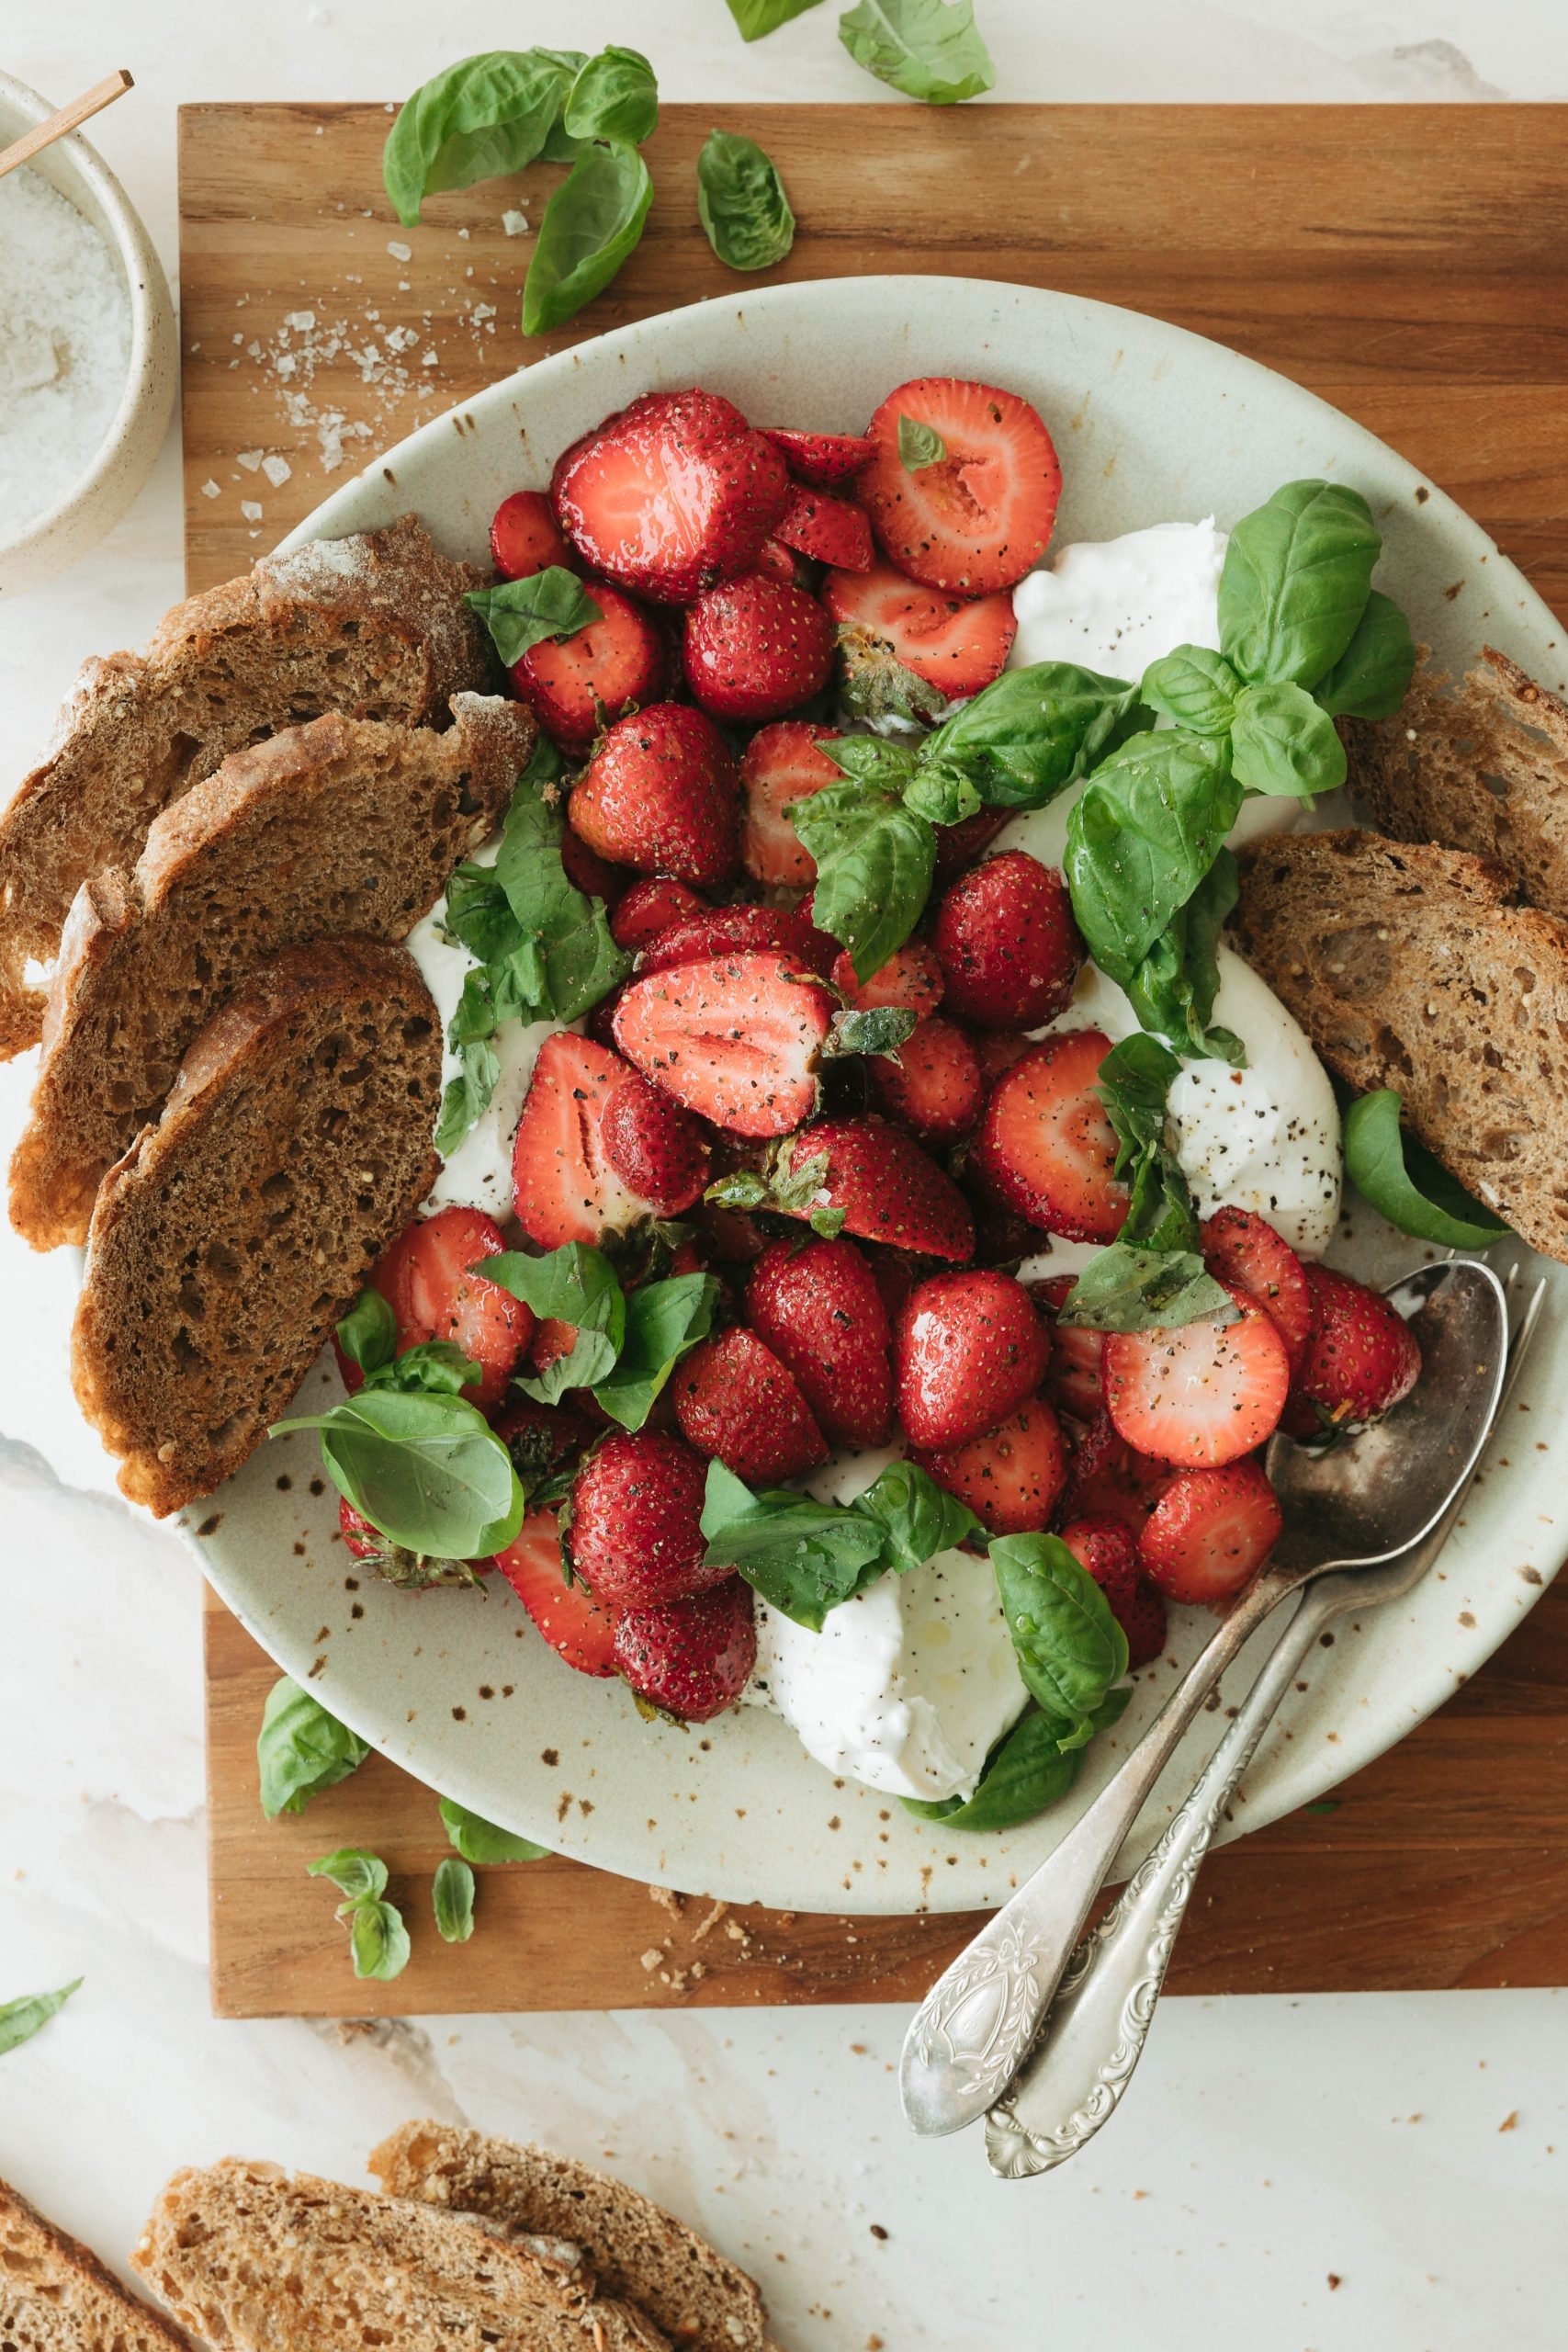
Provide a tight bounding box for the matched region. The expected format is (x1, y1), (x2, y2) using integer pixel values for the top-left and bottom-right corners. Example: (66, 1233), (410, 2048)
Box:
(3, 3), (1567, 2344)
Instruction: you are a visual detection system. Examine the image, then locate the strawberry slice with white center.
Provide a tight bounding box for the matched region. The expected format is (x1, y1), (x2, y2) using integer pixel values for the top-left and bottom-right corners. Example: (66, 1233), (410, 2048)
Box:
(762, 425), (877, 484)
(1137, 1460), (1284, 1604)
(971, 1027), (1129, 1243)
(611, 950), (835, 1136)
(857, 376), (1063, 594)
(823, 558), (1016, 698)
(1103, 1290), (1292, 1470)
(511, 1032), (644, 1249)
(739, 721), (841, 888)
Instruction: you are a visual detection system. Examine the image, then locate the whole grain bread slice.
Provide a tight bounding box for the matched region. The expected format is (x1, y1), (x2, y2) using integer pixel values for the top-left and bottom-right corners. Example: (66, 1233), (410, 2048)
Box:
(370, 2122), (770, 2352)
(131, 2160), (669, 2352)
(10, 693), (532, 1252)
(1230, 828), (1568, 1264)
(1346, 646), (1568, 921)
(0, 514), (490, 1058)
(0, 2174), (193, 2352)
(73, 937), (442, 1515)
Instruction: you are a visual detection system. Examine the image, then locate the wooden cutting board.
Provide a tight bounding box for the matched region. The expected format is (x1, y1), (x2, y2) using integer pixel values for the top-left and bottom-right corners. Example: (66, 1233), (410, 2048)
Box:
(182, 100), (1568, 2018)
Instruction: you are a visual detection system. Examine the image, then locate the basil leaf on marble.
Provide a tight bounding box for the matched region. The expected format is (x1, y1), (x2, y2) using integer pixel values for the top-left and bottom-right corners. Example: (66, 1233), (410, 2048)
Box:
(838, 0), (996, 104)
(727, 0), (826, 34)
(1055, 1244), (1237, 1334)
(383, 49), (584, 225)
(1229, 679), (1348, 799)
(1343, 1089), (1511, 1247)
(523, 141), (654, 336)
(257, 1678), (371, 1819)
(697, 130), (795, 271)
(562, 45), (658, 146)
(465, 568), (603, 665)
(270, 1389), (525, 1559)
(897, 413), (946, 469)
(1217, 479), (1382, 690)
(990, 1535), (1129, 1747)
(439, 1795), (550, 1863)
(1314, 589), (1417, 720)
(433, 1857), (478, 1943)
(790, 784), (935, 981)
(0, 1978), (83, 2058)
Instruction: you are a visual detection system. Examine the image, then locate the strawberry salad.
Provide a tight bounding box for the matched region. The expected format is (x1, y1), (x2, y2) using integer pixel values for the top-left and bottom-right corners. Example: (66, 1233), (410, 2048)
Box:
(307, 370), (1427, 1834)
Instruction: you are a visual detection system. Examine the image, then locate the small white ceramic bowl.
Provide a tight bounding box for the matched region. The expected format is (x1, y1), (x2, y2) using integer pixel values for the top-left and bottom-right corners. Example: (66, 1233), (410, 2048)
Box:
(0, 72), (177, 597)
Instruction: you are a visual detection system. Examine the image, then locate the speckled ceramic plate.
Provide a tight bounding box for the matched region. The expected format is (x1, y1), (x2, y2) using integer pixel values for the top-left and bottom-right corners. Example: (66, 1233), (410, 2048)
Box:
(186, 277), (1568, 1914)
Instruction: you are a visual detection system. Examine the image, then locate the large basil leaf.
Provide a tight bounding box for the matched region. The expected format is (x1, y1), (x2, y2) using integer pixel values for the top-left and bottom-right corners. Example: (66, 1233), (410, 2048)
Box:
(902, 1690), (1132, 1830)
(1217, 480), (1382, 690)
(439, 1795), (550, 1863)
(257, 1677), (371, 1818)
(488, 1245), (626, 1400)
(562, 46), (658, 145)
(838, 0), (996, 103)
(522, 142), (654, 337)
(1056, 1243), (1237, 1334)
(1230, 680), (1348, 798)
(1343, 1089), (1511, 1248)
(1065, 729), (1242, 987)
(1122, 846), (1244, 1062)
(1140, 645), (1241, 737)
(849, 1459), (981, 1574)
(791, 782), (936, 981)
(697, 130), (796, 271)
(465, 569), (602, 665)
(920, 662), (1142, 808)
(1314, 589), (1417, 720)
(990, 1534), (1129, 1746)
(433, 1857), (477, 1943)
(383, 50), (585, 225)
(592, 1272), (721, 1430)
(1095, 1032), (1197, 1255)
(727, 0), (827, 34)
(0, 1978), (83, 2058)
(700, 1463), (887, 1630)
(271, 1389), (525, 1558)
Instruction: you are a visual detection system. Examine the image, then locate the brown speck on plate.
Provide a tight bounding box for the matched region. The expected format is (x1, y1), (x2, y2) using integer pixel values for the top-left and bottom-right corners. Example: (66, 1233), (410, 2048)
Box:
(195, 1513), (222, 1538)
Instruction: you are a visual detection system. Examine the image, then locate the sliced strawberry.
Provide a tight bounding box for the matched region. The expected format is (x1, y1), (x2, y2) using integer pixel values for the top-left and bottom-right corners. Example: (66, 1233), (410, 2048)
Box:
(858, 377), (1062, 594)
(512, 574), (666, 752)
(1103, 1289), (1292, 1470)
(910, 1393), (1067, 1536)
(1201, 1208), (1313, 1372)
(490, 489), (571, 580)
(773, 483), (874, 571)
(1137, 1461), (1284, 1604)
(637, 903), (800, 975)
(932, 807), (1010, 880)
(570, 703), (739, 890)
(552, 390), (789, 605)
(492, 1510), (621, 1676)
(972, 1028), (1128, 1244)
(1032, 1272), (1106, 1425)
(367, 1205), (532, 1412)
(615, 1577), (757, 1723)
(823, 558), (1016, 698)
(753, 534), (816, 589)
(673, 1326), (829, 1484)
(895, 1269), (1049, 1451)
(558, 823), (629, 909)
(568, 1430), (727, 1609)
(612, 950), (835, 1137)
(739, 721), (841, 888)
(746, 1234), (894, 1449)
(525, 1315), (613, 1422)
(683, 572), (836, 722)
(830, 940), (944, 1022)
(773, 1114), (975, 1261)
(1060, 1412), (1174, 1532)
(1290, 1265), (1422, 1430)
(610, 876), (707, 952)
(762, 425), (877, 484)
(870, 1015), (985, 1148)
(932, 851), (1085, 1030)
(1118, 1577), (1169, 1668)
(1058, 1515), (1168, 1665)
(599, 1069), (711, 1216)
(511, 1032), (644, 1249)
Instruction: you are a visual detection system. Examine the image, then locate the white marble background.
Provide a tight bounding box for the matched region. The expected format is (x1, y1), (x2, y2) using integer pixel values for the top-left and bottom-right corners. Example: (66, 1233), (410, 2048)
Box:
(4, 3), (1568, 2345)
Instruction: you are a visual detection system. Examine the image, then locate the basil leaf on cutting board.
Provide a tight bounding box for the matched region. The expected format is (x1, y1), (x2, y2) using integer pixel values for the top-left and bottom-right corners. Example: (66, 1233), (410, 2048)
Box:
(257, 1677), (371, 1819)
(1217, 479), (1382, 691)
(465, 569), (602, 665)
(1343, 1089), (1511, 1248)
(726, 0), (827, 36)
(270, 1388), (525, 1560)
(439, 1795), (550, 1864)
(990, 1534), (1130, 1747)
(0, 1978), (83, 2058)
(308, 1849), (389, 1903)
(561, 45), (659, 146)
(838, 0), (997, 105)
(383, 49), (585, 225)
(523, 142), (654, 337)
(433, 1857), (478, 1943)
(697, 130), (796, 271)
(346, 1900), (412, 1982)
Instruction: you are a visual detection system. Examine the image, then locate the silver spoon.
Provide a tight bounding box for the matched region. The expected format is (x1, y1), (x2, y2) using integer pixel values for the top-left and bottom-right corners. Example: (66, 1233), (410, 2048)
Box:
(900, 1258), (1511, 2139)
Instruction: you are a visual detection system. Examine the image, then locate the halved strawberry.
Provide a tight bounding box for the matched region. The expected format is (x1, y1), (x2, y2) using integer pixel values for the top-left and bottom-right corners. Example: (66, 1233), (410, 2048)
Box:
(599, 1069), (711, 1216)
(762, 425), (877, 484)
(493, 1510), (621, 1676)
(1290, 1265), (1423, 1430)
(1032, 1272), (1106, 1425)
(823, 558), (1016, 699)
(773, 1115), (976, 1261)
(1201, 1208), (1313, 1372)
(1102, 1290), (1291, 1470)
(910, 1393), (1067, 1536)
(615, 1577), (757, 1723)
(512, 575), (666, 752)
(569, 1430), (728, 1608)
(570, 703), (739, 890)
(971, 1028), (1128, 1244)
(683, 572), (836, 722)
(753, 534), (817, 589)
(1137, 1461), (1283, 1605)
(367, 1205), (532, 1412)
(746, 1234), (894, 1449)
(858, 377), (1062, 594)
(1060, 1412), (1174, 1532)
(931, 851), (1084, 1030)
(870, 1015), (985, 1147)
(637, 904), (801, 974)
(1058, 1514), (1168, 1666)
(552, 390), (790, 605)
(511, 1033), (644, 1249)
(830, 940), (944, 1022)
(490, 489), (571, 580)
(610, 876), (707, 952)
(774, 483), (874, 571)
(612, 951), (835, 1136)
(739, 720), (841, 888)
(673, 1326), (829, 1484)
(895, 1269), (1049, 1451)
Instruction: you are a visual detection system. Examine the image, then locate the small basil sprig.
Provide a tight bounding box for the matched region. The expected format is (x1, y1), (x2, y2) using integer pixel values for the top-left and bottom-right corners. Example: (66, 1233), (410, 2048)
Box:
(271, 1388), (525, 1560)
(257, 1677), (371, 1818)
(465, 569), (602, 665)
(705, 1143), (848, 1238)
(0, 1978), (83, 2057)
(433, 1857), (477, 1943)
(440, 1795), (550, 1863)
(383, 49), (586, 225)
(697, 130), (795, 272)
(903, 1690), (1131, 1831)
(487, 1245), (720, 1430)
(308, 1849), (411, 1981)
(524, 141), (654, 338)
(727, 0), (825, 34)
(838, 0), (996, 105)
(990, 1534), (1129, 1750)
(700, 1458), (979, 1630)
(1344, 1090), (1511, 1248)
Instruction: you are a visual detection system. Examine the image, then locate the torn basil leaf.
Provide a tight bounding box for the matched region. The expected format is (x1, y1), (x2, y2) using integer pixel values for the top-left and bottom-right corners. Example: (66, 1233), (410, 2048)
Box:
(0, 1978), (83, 2058)
(1055, 1244), (1238, 1334)
(439, 1795), (550, 1863)
(897, 413), (946, 469)
(562, 45), (658, 146)
(522, 141), (654, 337)
(270, 1389), (525, 1559)
(433, 1856), (477, 1942)
(465, 568), (602, 665)
(1343, 1088), (1511, 1248)
(383, 49), (585, 226)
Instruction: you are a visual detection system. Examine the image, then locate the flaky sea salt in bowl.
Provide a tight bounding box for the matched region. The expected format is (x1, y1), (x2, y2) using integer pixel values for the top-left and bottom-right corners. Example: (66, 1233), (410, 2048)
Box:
(0, 73), (176, 595)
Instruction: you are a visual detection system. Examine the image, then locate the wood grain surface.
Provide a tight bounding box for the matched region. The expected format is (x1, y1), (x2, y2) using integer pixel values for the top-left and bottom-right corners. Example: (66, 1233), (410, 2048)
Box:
(183, 101), (1568, 2018)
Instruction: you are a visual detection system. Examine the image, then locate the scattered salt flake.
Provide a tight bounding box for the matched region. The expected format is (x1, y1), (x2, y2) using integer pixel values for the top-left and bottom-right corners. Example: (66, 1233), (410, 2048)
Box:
(502, 210), (530, 237)
(246, 340), (263, 359)
(285, 309), (316, 332)
(236, 448), (264, 471)
(421, 348), (439, 368)
(261, 454), (292, 487)
(200, 479), (220, 499)
(473, 302), (497, 322)
(638, 1948), (664, 1972)
(241, 499), (264, 522)
(386, 239), (412, 262)
(457, 226), (470, 240)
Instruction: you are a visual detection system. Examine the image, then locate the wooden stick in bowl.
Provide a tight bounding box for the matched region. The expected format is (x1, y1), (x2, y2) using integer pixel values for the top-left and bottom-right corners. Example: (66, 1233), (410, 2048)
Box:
(0, 70), (134, 184)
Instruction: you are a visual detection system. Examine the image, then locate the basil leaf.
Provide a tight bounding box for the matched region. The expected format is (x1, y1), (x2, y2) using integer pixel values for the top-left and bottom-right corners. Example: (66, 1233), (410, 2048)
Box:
(384, 50), (583, 226)
(522, 141), (653, 337)
(308, 1847), (389, 1903)
(444, 872), (521, 969)
(491, 774), (632, 1023)
(897, 413), (946, 469)
(697, 130), (795, 272)
(1141, 645), (1241, 737)
(921, 662), (1142, 808)
(1122, 848), (1244, 1062)
(838, 0), (996, 104)
(1065, 729), (1243, 988)
(903, 766), (983, 825)
(345, 1898), (412, 1981)
(1095, 1032), (1197, 1255)
(257, 1678), (371, 1819)
(439, 1795), (550, 1863)
(593, 1272), (721, 1430)
(1217, 480), (1382, 690)
(362, 1340), (480, 1399)
(1314, 589), (1417, 720)
(1343, 1089), (1511, 1247)
(562, 46), (658, 146)
(827, 1005), (919, 1060)
(700, 1461), (888, 1631)
(820, 733), (921, 792)
(853, 1459), (981, 1575)
(1230, 680), (1348, 799)
(271, 1389), (525, 1558)
(727, 0), (826, 34)
(489, 1246), (626, 1401)
(0, 1978), (83, 2057)
(1056, 1243), (1237, 1333)
(991, 1534), (1128, 1744)
(791, 783), (936, 982)
(335, 1287), (396, 1377)
(465, 569), (603, 666)
(435, 1035), (502, 1159)
(434, 1856), (477, 1943)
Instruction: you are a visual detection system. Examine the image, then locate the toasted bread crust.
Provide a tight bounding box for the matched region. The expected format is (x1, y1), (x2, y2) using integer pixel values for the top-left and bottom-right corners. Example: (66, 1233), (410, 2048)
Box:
(0, 2172), (193, 2352)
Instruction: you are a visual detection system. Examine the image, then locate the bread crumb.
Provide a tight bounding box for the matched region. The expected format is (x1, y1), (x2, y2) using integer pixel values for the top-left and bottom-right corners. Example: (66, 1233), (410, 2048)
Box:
(649, 1884), (684, 1917)
(1327, 2273), (1342, 2290)
(692, 1900), (729, 1942)
(638, 1948), (664, 1972)
(1499, 2109), (1519, 2132)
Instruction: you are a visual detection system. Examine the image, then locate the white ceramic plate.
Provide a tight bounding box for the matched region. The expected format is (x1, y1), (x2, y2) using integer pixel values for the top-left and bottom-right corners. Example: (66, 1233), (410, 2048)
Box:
(187, 276), (1567, 1915)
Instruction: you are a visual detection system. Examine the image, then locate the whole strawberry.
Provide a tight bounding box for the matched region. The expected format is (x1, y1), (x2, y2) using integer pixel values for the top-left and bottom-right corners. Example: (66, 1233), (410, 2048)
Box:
(674, 1327), (829, 1484)
(683, 572), (836, 722)
(568, 1430), (728, 1609)
(1290, 1265), (1422, 1430)
(895, 1269), (1049, 1451)
(746, 1234), (894, 1450)
(570, 703), (740, 890)
(599, 1069), (711, 1216)
(615, 1576), (758, 1723)
(931, 851), (1084, 1029)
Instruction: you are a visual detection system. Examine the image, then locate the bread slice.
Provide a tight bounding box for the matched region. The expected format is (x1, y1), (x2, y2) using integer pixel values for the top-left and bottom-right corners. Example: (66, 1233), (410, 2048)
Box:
(10, 693), (532, 1252)
(369, 2122), (769, 2352)
(1230, 828), (1568, 1264)
(1347, 647), (1568, 921)
(72, 937), (442, 1514)
(0, 2173), (193, 2352)
(131, 2159), (669, 2352)
(0, 513), (491, 1058)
